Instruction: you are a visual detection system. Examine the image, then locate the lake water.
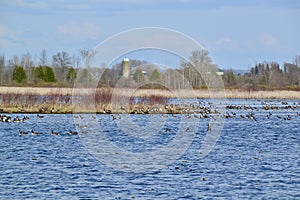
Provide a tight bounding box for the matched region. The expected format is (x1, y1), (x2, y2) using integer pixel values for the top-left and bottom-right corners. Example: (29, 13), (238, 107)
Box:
(0, 99), (299, 199)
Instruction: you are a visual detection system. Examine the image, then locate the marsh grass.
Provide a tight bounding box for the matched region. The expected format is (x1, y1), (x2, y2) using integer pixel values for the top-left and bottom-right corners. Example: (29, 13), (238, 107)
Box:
(0, 87), (299, 113)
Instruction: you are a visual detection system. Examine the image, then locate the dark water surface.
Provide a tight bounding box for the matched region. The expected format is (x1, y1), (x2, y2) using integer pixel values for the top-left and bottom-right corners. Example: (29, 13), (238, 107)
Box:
(0, 99), (299, 199)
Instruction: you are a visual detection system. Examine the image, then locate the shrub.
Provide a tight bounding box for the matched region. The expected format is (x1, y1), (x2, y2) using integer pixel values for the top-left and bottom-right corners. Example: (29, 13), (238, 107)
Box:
(13, 66), (27, 83)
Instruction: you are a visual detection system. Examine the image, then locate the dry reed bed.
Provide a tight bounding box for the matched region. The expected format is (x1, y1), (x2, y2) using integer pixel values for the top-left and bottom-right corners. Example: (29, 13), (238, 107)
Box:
(0, 87), (299, 113)
(0, 87), (299, 99)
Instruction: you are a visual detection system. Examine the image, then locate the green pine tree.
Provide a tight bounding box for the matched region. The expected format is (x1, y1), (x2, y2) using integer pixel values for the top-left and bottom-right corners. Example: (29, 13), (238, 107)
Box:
(13, 66), (27, 83)
(66, 67), (77, 83)
(149, 69), (162, 82)
(133, 68), (146, 83)
(44, 66), (56, 82)
(34, 66), (45, 82)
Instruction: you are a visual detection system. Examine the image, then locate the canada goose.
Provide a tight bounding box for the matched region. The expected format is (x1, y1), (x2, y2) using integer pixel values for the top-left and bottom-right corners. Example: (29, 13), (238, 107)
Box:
(103, 109), (112, 114)
(19, 130), (28, 135)
(37, 114), (44, 118)
(3, 116), (11, 122)
(207, 123), (211, 131)
(77, 124), (87, 129)
(51, 130), (59, 136)
(165, 128), (171, 132)
(69, 130), (78, 135)
(23, 116), (29, 121)
(31, 130), (39, 135)
(13, 116), (22, 123)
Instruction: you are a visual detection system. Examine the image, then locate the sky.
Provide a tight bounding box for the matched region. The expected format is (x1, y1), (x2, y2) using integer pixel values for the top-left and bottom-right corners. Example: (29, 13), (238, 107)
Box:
(0, 0), (300, 70)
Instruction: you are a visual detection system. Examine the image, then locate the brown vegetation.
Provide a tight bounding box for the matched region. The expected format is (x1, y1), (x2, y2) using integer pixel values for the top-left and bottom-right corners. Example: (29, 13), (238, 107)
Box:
(0, 87), (299, 114)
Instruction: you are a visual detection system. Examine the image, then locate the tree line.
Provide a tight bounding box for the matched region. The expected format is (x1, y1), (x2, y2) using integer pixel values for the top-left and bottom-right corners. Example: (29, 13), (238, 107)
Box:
(0, 49), (299, 90)
(0, 49), (96, 86)
(222, 57), (300, 90)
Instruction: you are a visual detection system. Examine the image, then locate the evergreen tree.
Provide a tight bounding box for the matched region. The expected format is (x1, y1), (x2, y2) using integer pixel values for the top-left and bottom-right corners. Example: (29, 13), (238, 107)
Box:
(44, 66), (56, 82)
(66, 67), (77, 83)
(13, 66), (27, 83)
(133, 68), (146, 83)
(34, 66), (56, 83)
(34, 66), (45, 82)
(149, 69), (162, 82)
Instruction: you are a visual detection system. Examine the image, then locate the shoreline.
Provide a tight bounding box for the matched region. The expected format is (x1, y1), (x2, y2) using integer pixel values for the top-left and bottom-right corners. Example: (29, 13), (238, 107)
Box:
(0, 86), (299, 99)
(0, 87), (299, 114)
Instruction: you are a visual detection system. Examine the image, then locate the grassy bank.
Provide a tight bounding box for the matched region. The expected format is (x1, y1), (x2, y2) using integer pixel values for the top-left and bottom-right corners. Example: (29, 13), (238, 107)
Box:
(0, 87), (299, 113)
(1, 87), (300, 98)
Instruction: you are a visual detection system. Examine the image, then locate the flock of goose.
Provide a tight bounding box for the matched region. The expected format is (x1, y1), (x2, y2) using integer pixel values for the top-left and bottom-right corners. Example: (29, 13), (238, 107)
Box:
(18, 129), (79, 136)
(1, 100), (299, 136)
(0, 114), (80, 136)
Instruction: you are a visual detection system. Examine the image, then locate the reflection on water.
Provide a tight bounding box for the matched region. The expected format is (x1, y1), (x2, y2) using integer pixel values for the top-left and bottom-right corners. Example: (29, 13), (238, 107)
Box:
(0, 99), (299, 199)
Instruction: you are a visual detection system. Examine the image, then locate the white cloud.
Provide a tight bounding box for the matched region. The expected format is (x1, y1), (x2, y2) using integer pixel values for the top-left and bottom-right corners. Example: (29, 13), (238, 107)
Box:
(58, 22), (101, 40)
(10, 0), (48, 9)
(215, 37), (232, 45)
(261, 34), (278, 48)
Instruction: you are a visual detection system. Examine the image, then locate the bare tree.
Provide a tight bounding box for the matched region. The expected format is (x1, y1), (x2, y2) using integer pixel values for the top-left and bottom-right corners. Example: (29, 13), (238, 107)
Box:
(6, 55), (20, 84)
(0, 55), (4, 85)
(8, 55), (20, 67)
(293, 54), (300, 86)
(21, 53), (34, 82)
(188, 50), (215, 88)
(79, 48), (96, 86)
(52, 51), (71, 82)
(284, 63), (298, 86)
(39, 49), (48, 66)
(72, 54), (81, 68)
(269, 62), (284, 88)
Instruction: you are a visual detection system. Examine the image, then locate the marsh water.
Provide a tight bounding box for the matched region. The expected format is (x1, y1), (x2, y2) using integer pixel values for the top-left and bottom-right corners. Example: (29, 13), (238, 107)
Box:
(0, 99), (299, 199)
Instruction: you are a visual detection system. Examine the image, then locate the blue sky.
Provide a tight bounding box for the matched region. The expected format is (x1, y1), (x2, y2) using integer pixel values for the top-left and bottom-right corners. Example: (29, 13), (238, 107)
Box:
(0, 0), (299, 69)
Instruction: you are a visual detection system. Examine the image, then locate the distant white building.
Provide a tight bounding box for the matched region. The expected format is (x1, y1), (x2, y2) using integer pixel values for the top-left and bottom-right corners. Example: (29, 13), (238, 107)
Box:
(216, 71), (224, 76)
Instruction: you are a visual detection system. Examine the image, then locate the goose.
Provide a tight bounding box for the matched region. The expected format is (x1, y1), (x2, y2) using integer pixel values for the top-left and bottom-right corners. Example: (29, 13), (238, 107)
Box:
(51, 130), (59, 136)
(19, 130), (28, 135)
(23, 116), (29, 121)
(103, 109), (112, 114)
(207, 123), (211, 131)
(37, 114), (44, 118)
(31, 129), (39, 135)
(78, 125), (87, 128)
(3, 116), (11, 122)
(13, 116), (22, 123)
(69, 130), (78, 135)
(77, 124), (87, 129)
